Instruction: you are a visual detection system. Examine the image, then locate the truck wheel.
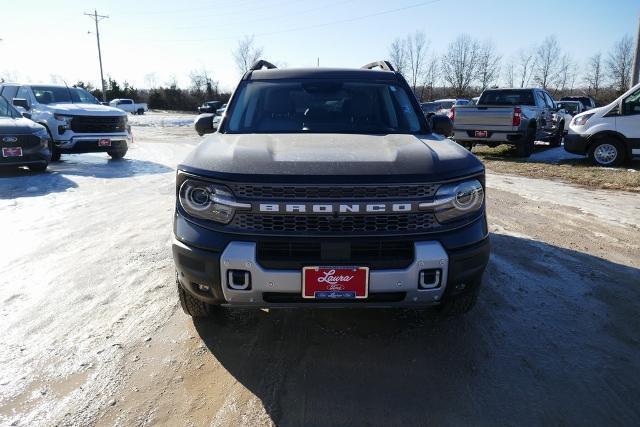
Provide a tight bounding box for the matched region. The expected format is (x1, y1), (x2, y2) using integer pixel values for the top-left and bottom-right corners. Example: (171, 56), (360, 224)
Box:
(28, 162), (48, 172)
(137, 109), (145, 115)
(45, 128), (61, 162)
(108, 148), (128, 160)
(550, 122), (564, 147)
(438, 278), (482, 316)
(176, 275), (212, 318)
(515, 128), (535, 158)
(589, 138), (625, 167)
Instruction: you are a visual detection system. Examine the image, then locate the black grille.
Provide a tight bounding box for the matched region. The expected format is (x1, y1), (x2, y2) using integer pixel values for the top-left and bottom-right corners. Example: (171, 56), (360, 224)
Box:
(70, 116), (126, 133)
(256, 240), (414, 269)
(229, 184), (437, 200)
(231, 213), (436, 235)
(262, 292), (406, 303)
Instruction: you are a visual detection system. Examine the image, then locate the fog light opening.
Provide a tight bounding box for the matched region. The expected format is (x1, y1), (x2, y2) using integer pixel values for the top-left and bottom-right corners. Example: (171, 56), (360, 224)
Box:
(227, 270), (251, 290)
(418, 269), (441, 289)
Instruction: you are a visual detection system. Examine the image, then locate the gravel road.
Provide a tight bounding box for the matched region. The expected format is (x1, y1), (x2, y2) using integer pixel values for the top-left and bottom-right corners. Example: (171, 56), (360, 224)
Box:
(1, 118), (639, 426)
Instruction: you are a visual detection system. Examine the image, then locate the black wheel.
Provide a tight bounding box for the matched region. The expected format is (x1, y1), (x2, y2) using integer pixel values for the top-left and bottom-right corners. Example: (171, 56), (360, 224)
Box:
(588, 138), (625, 167)
(108, 148), (128, 160)
(137, 109), (144, 115)
(45, 128), (61, 162)
(28, 162), (48, 172)
(515, 127), (535, 158)
(176, 275), (212, 318)
(550, 122), (564, 147)
(438, 278), (482, 316)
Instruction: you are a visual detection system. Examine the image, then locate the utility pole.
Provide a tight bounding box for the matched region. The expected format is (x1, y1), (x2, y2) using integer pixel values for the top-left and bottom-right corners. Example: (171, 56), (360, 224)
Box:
(85, 10), (109, 102)
(633, 15), (640, 86)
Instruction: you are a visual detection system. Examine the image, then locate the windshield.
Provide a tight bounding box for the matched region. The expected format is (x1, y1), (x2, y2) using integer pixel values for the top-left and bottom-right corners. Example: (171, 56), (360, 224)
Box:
(0, 96), (21, 118)
(224, 80), (424, 134)
(479, 90), (535, 106)
(32, 85), (99, 104)
(558, 102), (579, 114)
(421, 103), (438, 113)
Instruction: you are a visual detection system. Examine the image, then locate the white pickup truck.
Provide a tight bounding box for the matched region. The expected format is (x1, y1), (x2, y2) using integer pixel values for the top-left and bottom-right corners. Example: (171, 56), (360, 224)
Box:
(109, 98), (148, 115)
(0, 83), (131, 161)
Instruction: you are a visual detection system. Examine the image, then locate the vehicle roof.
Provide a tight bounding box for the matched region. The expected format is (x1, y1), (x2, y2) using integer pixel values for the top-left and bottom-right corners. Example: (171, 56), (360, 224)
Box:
(245, 67), (398, 81)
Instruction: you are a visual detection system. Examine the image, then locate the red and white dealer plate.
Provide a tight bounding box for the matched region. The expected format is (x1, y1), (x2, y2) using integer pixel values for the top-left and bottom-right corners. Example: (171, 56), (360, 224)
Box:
(98, 138), (112, 147)
(302, 266), (369, 299)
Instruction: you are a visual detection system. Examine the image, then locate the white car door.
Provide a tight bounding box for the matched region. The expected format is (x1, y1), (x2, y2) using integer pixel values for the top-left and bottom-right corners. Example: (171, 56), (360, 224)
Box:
(616, 86), (640, 157)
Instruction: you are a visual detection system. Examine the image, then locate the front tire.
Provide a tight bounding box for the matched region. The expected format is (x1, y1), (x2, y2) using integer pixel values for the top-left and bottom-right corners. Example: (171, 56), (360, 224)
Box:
(28, 162), (48, 172)
(589, 138), (625, 167)
(108, 148), (128, 160)
(45, 128), (61, 162)
(438, 278), (482, 316)
(550, 122), (564, 147)
(176, 275), (212, 318)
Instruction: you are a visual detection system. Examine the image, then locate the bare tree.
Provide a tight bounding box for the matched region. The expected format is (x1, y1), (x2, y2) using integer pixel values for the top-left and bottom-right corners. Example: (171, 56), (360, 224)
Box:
(441, 34), (480, 97)
(420, 56), (439, 101)
(233, 35), (264, 74)
(534, 36), (561, 89)
(144, 72), (158, 89)
(476, 41), (502, 91)
(388, 37), (409, 76)
(406, 31), (429, 94)
(607, 35), (633, 94)
(516, 47), (536, 88)
(189, 68), (218, 99)
(503, 61), (515, 88)
(584, 52), (604, 98)
(556, 53), (576, 93)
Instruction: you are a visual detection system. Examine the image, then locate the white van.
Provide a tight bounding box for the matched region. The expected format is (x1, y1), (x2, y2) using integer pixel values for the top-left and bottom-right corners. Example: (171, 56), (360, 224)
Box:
(565, 83), (640, 166)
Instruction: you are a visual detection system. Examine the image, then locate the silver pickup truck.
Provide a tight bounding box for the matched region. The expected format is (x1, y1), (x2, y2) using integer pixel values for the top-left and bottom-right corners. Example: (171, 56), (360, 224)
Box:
(452, 88), (564, 157)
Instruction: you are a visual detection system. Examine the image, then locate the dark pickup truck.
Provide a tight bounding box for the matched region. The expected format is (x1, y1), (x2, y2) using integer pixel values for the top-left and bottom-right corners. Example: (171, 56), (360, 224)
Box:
(452, 88), (565, 157)
(173, 60), (490, 319)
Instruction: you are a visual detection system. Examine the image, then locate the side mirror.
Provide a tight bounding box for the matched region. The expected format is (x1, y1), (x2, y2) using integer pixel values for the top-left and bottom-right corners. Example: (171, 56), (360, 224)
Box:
(431, 115), (453, 137)
(21, 111), (32, 119)
(13, 98), (30, 110)
(194, 113), (217, 136)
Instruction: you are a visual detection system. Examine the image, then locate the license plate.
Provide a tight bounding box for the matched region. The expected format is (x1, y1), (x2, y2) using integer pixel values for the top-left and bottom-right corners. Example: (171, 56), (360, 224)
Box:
(98, 138), (112, 147)
(474, 130), (489, 138)
(2, 147), (22, 157)
(302, 266), (369, 299)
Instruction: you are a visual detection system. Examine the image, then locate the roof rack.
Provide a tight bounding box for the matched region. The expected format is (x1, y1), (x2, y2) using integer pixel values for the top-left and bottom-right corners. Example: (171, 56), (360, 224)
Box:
(361, 61), (396, 72)
(250, 60), (278, 71)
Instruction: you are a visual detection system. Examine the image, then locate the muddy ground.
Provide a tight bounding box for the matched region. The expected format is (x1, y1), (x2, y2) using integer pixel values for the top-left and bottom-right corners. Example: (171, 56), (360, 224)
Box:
(0, 114), (639, 426)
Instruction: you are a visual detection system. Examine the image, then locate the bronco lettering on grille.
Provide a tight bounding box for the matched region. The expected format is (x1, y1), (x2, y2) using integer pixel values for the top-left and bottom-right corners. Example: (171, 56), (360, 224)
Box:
(256, 202), (418, 214)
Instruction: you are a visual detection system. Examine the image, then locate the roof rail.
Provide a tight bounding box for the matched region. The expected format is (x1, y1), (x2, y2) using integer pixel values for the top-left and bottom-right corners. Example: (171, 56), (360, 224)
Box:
(361, 61), (396, 72)
(250, 60), (278, 71)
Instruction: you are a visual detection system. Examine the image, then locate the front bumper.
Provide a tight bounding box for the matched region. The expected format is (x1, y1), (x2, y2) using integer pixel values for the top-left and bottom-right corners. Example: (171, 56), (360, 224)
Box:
(56, 134), (130, 153)
(563, 132), (590, 155)
(0, 145), (51, 168)
(173, 215), (490, 308)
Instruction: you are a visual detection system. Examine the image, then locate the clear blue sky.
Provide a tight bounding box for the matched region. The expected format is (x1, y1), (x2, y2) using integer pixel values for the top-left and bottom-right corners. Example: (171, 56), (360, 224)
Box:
(1, 0), (638, 91)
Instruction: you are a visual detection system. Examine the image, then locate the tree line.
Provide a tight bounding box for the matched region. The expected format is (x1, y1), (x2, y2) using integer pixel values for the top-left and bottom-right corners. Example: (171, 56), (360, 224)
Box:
(389, 31), (635, 105)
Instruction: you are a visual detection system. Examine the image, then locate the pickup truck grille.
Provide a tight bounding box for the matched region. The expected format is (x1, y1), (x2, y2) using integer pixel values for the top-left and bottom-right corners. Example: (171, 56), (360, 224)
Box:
(229, 183), (438, 199)
(70, 116), (126, 133)
(231, 212), (436, 235)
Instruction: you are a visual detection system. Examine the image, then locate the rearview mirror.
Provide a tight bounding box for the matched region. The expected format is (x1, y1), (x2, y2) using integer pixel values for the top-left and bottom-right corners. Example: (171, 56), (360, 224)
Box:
(194, 113), (217, 136)
(431, 115), (453, 137)
(13, 98), (30, 110)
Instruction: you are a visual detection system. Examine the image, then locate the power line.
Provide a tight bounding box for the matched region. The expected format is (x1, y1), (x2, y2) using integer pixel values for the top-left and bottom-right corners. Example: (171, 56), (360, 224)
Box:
(147, 0), (444, 44)
(84, 9), (109, 101)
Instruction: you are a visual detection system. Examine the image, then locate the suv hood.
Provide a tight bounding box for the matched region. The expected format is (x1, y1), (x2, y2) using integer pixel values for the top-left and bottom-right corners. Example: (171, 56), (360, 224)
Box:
(47, 103), (126, 116)
(0, 117), (45, 134)
(180, 133), (484, 182)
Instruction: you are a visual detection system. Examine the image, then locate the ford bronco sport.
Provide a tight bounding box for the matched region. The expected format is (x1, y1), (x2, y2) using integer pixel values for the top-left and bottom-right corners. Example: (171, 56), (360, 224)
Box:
(173, 60), (490, 317)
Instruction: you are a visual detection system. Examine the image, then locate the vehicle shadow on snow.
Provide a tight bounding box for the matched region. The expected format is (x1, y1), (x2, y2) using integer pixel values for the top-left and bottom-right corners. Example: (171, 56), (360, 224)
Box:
(192, 233), (640, 425)
(0, 155), (172, 199)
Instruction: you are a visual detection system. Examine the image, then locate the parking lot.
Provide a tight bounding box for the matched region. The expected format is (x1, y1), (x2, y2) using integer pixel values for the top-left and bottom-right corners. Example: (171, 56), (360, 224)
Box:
(0, 113), (638, 426)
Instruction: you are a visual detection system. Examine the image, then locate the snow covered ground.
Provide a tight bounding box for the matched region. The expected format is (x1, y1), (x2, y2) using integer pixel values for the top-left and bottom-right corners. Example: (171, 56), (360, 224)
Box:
(127, 110), (197, 128)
